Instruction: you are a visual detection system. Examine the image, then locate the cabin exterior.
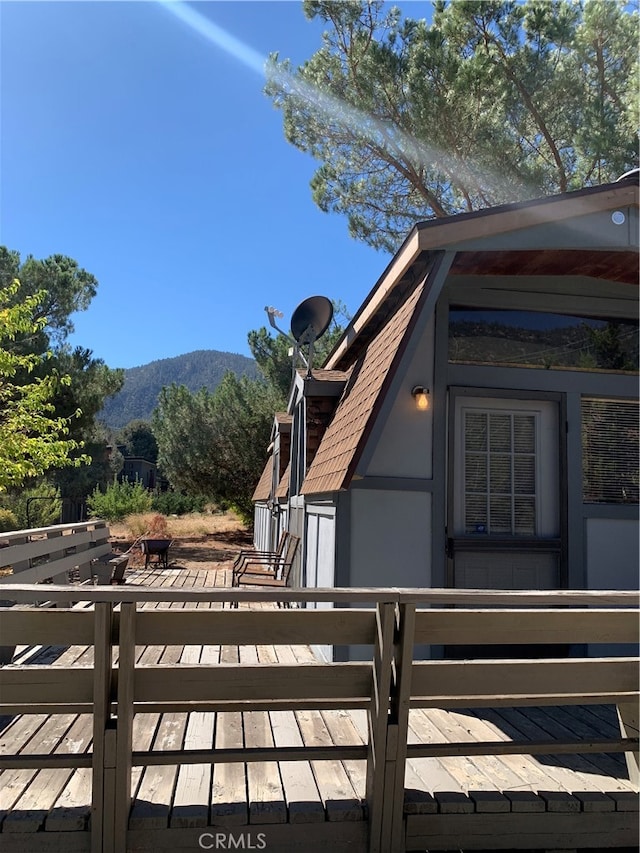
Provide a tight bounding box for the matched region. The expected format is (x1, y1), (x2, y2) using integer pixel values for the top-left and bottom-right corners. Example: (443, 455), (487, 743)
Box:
(253, 175), (639, 656)
(120, 456), (157, 490)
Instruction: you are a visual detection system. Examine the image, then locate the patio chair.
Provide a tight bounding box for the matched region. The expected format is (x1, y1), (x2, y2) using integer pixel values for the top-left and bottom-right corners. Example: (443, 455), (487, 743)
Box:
(231, 529), (290, 586)
(233, 534), (300, 607)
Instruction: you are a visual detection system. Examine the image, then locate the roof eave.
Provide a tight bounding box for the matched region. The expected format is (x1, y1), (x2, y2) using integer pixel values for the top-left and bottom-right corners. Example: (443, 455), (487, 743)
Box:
(326, 181), (639, 370)
(414, 181), (639, 251)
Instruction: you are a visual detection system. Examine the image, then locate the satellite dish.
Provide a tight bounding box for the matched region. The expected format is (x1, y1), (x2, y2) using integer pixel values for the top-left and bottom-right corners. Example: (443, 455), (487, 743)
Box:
(291, 296), (333, 345)
(290, 296), (333, 378)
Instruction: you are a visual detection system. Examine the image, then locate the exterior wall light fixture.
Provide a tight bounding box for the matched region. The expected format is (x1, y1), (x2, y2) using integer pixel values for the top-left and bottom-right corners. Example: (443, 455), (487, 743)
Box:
(411, 386), (430, 411)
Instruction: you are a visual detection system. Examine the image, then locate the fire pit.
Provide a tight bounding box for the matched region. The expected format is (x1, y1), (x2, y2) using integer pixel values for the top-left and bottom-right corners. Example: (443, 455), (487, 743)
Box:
(140, 538), (173, 569)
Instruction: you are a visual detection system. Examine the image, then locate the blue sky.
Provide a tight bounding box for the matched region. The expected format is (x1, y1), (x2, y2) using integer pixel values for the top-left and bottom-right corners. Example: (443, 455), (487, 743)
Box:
(1, 0), (424, 370)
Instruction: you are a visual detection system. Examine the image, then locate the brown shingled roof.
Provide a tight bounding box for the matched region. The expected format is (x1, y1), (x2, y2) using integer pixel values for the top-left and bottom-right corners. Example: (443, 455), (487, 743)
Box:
(300, 278), (427, 496)
(296, 368), (352, 382)
(252, 457), (273, 502)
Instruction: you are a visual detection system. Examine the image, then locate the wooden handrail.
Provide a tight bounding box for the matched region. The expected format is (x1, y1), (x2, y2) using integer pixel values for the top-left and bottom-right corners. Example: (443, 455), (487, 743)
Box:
(0, 520), (113, 586)
(0, 586), (637, 853)
(2, 583), (638, 605)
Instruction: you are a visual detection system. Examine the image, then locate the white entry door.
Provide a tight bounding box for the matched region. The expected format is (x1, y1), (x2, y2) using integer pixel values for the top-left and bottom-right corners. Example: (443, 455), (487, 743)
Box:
(449, 395), (562, 589)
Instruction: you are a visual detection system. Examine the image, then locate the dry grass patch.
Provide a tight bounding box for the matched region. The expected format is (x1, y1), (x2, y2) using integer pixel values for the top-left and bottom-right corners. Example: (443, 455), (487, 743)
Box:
(109, 510), (250, 569)
(109, 510), (247, 542)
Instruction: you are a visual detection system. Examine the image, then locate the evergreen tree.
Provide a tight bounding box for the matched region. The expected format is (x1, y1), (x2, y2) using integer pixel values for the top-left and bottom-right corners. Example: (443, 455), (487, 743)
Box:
(266, 0), (638, 251)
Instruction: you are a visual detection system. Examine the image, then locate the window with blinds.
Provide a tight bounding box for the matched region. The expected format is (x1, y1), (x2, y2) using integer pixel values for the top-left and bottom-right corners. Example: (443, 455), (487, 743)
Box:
(464, 410), (537, 535)
(582, 398), (639, 504)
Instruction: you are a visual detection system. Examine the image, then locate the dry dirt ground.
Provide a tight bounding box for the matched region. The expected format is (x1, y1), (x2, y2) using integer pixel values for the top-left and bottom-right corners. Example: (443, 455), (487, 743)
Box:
(108, 513), (254, 576)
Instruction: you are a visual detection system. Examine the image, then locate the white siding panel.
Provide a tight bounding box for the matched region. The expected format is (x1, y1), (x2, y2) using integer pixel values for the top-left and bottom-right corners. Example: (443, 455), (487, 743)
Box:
(253, 503), (270, 550)
(316, 513), (335, 589)
(303, 506), (335, 593)
(305, 513), (319, 590)
(304, 506), (336, 662)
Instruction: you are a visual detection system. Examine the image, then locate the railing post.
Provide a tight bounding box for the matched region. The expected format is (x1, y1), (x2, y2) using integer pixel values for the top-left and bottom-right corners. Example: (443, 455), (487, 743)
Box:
(366, 601), (395, 853)
(382, 601), (415, 853)
(114, 602), (136, 853)
(92, 601), (114, 853)
(617, 701), (639, 786)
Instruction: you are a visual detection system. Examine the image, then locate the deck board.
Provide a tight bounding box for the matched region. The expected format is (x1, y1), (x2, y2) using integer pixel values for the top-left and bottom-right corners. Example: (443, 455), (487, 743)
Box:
(170, 711), (215, 828)
(243, 709), (287, 824)
(1, 563), (637, 851)
(129, 712), (188, 830)
(210, 711), (247, 826)
(270, 710), (326, 823)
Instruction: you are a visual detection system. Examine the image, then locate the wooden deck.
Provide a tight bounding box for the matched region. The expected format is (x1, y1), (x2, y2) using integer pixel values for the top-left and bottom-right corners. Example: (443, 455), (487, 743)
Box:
(0, 564), (637, 852)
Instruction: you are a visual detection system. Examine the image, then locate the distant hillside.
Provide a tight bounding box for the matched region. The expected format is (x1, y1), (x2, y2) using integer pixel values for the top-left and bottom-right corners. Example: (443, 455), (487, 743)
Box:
(99, 349), (259, 429)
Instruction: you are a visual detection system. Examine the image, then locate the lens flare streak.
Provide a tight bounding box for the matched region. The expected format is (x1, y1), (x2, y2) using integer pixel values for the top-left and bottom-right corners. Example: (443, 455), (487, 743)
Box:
(157, 1), (542, 211)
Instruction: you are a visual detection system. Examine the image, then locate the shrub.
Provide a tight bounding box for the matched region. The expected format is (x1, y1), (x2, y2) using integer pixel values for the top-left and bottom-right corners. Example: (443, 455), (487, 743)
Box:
(0, 508), (18, 532)
(124, 513), (153, 538)
(87, 477), (152, 522)
(151, 491), (207, 516)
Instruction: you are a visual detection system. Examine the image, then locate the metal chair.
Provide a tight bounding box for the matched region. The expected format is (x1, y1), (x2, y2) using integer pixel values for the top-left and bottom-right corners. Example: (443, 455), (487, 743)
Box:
(233, 534), (300, 607)
(232, 530), (290, 586)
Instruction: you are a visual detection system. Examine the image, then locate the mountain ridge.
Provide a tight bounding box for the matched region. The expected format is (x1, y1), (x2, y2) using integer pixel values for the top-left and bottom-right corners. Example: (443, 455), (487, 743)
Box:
(99, 349), (259, 429)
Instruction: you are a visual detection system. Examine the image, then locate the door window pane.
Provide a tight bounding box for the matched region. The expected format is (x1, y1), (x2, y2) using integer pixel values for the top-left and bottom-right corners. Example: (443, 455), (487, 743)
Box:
(514, 456), (536, 494)
(465, 454), (487, 492)
(490, 455), (512, 492)
(489, 414), (511, 452)
(514, 497), (536, 535)
(514, 415), (536, 453)
(465, 412), (487, 451)
(465, 494), (488, 533)
(464, 409), (538, 535)
(490, 496), (512, 534)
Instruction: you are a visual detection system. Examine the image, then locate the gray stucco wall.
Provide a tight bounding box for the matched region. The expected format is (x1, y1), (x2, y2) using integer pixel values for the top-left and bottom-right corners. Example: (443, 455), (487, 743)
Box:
(586, 518), (639, 590)
(364, 316), (435, 479)
(349, 489), (432, 588)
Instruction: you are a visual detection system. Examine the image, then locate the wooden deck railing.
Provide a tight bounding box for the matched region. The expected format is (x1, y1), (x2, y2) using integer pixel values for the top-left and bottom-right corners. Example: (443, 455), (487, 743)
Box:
(0, 585), (638, 853)
(0, 520), (113, 587)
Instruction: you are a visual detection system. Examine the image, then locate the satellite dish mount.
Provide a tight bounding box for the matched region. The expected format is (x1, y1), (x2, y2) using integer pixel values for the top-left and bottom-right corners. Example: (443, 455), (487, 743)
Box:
(264, 296), (333, 380)
(290, 296), (334, 378)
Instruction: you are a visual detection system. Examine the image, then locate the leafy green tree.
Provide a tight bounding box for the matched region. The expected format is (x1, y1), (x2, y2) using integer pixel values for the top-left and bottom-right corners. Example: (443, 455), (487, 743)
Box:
(1, 480), (63, 529)
(48, 347), (125, 498)
(0, 509), (18, 533)
(266, 0), (638, 252)
(247, 329), (294, 402)
(0, 247), (98, 345)
(86, 477), (153, 522)
(0, 279), (88, 491)
(0, 248), (124, 500)
(151, 491), (207, 516)
(584, 321), (636, 371)
(152, 374), (281, 520)
(115, 420), (159, 463)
